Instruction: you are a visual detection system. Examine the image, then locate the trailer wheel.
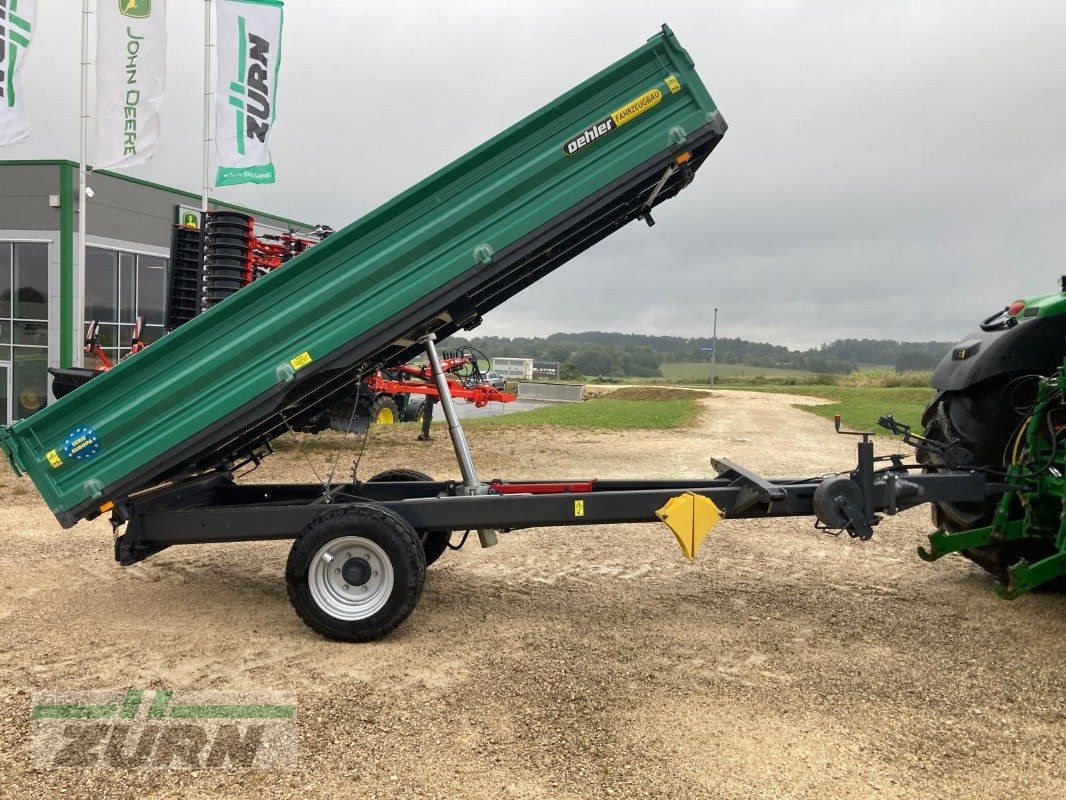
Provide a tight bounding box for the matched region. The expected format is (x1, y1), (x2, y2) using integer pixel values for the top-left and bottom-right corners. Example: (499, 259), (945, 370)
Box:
(920, 376), (1061, 581)
(286, 504), (425, 642)
(366, 469), (450, 566)
(370, 396), (400, 425)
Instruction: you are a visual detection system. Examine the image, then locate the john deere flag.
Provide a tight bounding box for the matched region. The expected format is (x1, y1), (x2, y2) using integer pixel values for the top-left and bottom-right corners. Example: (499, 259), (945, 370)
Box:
(215, 0), (283, 186)
(0, 0), (36, 146)
(95, 0), (167, 169)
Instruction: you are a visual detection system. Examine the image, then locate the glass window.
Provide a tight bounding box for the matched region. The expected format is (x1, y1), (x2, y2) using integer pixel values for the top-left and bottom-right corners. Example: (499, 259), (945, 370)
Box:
(85, 248), (169, 330)
(137, 256), (167, 326)
(119, 252), (136, 325)
(0, 244), (11, 319)
(0, 242), (48, 419)
(118, 324), (136, 352)
(85, 248), (118, 323)
(0, 362), (10, 426)
(83, 322), (118, 370)
(93, 323), (120, 351)
(142, 325), (165, 345)
(13, 243), (48, 321)
(14, 320), (48, 347)
(12, 345), (47, 420)
(78, 246), (170, 376)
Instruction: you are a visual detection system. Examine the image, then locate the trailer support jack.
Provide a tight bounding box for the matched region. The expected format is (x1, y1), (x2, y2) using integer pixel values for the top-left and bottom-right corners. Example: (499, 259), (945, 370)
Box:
(421, 334), (498, 548)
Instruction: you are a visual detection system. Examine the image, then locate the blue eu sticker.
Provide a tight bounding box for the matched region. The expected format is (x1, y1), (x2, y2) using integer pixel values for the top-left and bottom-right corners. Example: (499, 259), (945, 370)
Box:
(61, 426), (101, 462)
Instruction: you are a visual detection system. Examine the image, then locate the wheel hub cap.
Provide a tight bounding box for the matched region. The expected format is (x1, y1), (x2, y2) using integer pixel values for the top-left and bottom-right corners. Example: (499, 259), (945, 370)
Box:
(308, 536), (394, 621)
(341, 556), (372, 586)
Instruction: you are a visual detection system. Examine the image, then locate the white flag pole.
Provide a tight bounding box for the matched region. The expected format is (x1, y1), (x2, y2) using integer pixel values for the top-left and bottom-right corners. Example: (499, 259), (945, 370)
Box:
(202, 0), (212, 214)
(77, 0), (92, 368)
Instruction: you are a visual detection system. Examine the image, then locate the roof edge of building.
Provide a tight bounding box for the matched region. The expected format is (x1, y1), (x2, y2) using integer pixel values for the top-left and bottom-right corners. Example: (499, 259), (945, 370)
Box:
(0, 159), (316, 230)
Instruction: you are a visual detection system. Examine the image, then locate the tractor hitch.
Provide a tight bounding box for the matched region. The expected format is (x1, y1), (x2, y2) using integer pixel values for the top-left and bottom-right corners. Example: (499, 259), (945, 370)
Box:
(914, 362), (1066, 597)
(878, 414), (973, 466)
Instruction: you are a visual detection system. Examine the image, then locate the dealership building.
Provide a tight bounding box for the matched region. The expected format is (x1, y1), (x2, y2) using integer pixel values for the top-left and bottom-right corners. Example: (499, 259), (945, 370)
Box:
(0, 159), (313, 425)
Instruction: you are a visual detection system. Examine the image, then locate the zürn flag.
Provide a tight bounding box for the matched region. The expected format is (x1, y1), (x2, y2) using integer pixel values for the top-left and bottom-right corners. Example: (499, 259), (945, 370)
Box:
(215, 0), (284, 186)
(0, 0), (37, 146)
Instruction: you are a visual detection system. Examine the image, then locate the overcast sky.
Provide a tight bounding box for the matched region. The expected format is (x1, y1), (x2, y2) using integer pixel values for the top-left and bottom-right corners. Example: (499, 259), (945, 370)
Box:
(5, 1), (1065, 348)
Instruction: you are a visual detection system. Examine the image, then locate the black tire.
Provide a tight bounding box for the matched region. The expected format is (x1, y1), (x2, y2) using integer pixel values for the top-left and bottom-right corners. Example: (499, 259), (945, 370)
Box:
(920, 375), (1059, 579)
(327, 398), (367, 434)
(368, 468), (434, 482)
(286, 504), (426, 642)
(366, 469), (450, 566)
(369, 395), (400, 425)
(401, 397), (424, 423)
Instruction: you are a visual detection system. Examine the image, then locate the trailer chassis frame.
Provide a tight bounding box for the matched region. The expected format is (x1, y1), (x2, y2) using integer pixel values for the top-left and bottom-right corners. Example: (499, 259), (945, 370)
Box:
(114, 448), (1010, 567)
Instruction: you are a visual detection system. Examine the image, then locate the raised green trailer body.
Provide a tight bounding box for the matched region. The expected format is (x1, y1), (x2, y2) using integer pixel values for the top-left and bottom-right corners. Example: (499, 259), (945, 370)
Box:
(0, 26), (726, 527)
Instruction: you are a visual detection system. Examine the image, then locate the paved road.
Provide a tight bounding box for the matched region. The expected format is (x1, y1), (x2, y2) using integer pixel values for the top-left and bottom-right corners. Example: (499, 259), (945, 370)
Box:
(449, 398), (550, 419)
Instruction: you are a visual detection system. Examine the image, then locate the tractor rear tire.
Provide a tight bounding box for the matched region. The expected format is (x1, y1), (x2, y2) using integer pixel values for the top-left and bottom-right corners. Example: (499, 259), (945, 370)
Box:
(920, 376), (1061, 581)
(366, 469), (450, 567)
(369, 396), (400, 425)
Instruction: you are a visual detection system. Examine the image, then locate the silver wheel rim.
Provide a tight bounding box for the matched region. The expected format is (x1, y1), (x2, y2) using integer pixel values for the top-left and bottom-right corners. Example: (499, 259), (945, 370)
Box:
(308, 535), (394, 621)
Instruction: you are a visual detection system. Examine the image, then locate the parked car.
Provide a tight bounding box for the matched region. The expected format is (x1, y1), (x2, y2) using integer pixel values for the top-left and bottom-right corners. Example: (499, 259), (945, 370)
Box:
(464, 371), (508, 391)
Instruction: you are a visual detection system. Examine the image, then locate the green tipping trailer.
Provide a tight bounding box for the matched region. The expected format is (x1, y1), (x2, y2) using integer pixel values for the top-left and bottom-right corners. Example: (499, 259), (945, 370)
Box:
(1, 27), (1055, 643)
(0, 26), (726, 528)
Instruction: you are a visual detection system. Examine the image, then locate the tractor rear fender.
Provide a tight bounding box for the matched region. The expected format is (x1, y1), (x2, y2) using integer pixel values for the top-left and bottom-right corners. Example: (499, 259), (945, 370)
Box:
(924, 314), (1066, 425)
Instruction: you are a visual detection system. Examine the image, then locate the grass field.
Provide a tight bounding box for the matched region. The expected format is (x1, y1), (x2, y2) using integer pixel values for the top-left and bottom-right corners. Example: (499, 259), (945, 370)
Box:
(726, 384), (935, 432)
(656, 362), (900, 384)
(465, 381), (934, 434)
(465, 389), (707, 431)
(658, 362), (816, 381)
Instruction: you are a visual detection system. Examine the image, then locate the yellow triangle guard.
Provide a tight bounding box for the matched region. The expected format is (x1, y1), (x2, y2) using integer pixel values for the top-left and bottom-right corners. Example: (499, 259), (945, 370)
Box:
(655, 492), (723, 559)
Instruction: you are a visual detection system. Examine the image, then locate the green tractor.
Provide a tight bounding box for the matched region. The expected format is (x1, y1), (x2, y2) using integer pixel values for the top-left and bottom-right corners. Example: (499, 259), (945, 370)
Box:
(919, 278), (1066, 592)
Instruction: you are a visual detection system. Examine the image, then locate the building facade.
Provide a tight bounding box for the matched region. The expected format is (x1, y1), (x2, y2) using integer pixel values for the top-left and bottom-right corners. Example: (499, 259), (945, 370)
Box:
(0, 160), (312, 424)
(492, 357), (534, 381)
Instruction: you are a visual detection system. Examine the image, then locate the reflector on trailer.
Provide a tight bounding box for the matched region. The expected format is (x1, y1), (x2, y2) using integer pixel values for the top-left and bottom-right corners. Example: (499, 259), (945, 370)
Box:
(656, 492), (724, 559)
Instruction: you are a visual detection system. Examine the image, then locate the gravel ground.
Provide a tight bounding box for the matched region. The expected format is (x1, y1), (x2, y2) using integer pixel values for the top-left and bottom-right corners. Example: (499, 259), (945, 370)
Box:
(0, 390), (1062, 798)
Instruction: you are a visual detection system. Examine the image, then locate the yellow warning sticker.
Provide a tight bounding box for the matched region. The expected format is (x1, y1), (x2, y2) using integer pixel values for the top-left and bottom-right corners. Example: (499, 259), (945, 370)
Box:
(574, 499), (585, 517)
(289, 352), (313, 371)
(665, 75), (682, 94)
(610, 88), (663, 128)
(46, 450), (63, 469)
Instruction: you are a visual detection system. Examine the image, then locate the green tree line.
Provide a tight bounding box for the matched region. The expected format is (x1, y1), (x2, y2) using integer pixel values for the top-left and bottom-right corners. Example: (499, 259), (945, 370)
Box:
(441, 332), (953, 378)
